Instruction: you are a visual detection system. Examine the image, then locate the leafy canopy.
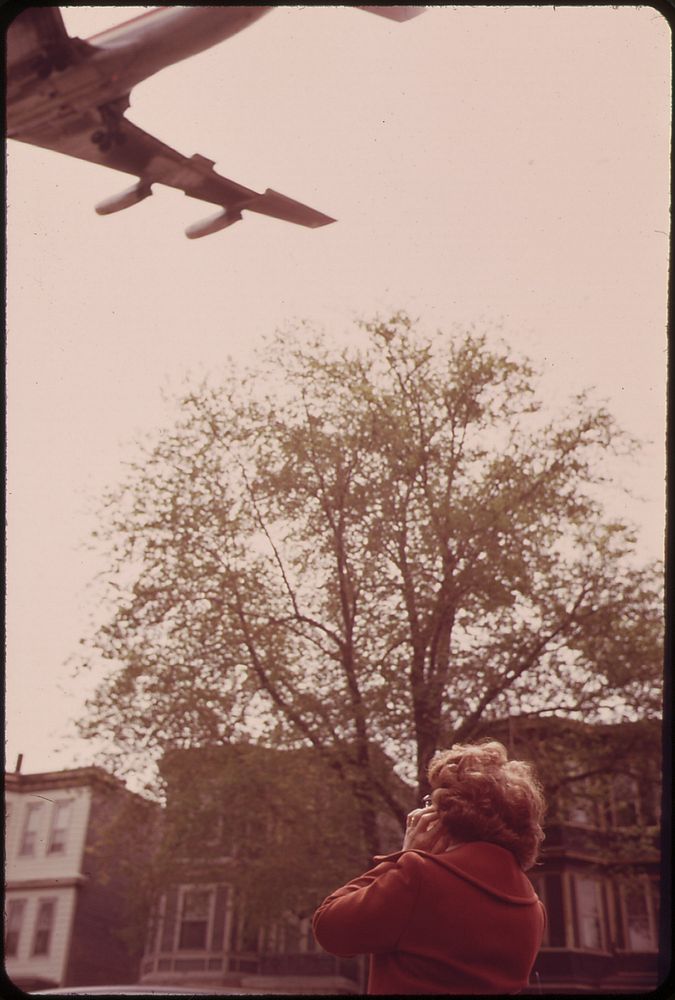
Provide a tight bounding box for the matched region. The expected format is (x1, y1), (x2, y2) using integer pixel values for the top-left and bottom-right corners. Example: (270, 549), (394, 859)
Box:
(79, 314), (662, 856)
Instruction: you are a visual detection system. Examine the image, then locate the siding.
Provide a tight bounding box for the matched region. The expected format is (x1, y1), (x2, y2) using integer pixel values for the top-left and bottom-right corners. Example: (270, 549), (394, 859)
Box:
(6, 786), (92, 882)
(5, 771), (158, 989)
(4, 887), (77, 988)
(5, 787), (92, 987)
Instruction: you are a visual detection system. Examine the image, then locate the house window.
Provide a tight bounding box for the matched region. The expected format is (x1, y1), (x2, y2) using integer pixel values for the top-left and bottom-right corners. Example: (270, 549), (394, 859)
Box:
(47, 800), (73, 853)
(572, 875), (607, 951)
(299, 916), (317, 953)
(19, 802), (44, 856)
(611, 774), (641, 827)
(529, 873), (566, 948)
(623, 881), (658, 952)
(32, 899), (56, 956)
(562, 774), (606, 828)
(229, 903), (261, 954)
(145, 901), (162, 957)
(567, 795), (599, 826)
(641, 781), (662, 827)
(200, 803), (226, 850)
(5, 898), (27, 957)
(153, 884), (229, 956)
(178, 889), (212, 950)
(280, 918), (298, 952)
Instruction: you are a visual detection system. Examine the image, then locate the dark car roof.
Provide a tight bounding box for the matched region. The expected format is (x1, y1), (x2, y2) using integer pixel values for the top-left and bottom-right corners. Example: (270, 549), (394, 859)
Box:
(31, 987), (293, 996)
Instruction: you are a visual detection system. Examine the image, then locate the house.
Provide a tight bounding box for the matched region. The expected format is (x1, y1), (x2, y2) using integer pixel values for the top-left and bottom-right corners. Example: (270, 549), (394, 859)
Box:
(137, 717), (663, 995)
(476, 716), (664, 994)
(4, 762), (158, 991)
(138, 743), (411, 994)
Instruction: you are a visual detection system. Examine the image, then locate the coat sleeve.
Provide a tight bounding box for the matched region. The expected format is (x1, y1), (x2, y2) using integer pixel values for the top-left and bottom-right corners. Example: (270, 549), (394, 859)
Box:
(312, 851), (420, 957)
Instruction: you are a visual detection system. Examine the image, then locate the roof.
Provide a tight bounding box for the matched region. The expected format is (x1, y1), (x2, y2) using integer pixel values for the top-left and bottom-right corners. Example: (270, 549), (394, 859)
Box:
(5, 765), (138, 797)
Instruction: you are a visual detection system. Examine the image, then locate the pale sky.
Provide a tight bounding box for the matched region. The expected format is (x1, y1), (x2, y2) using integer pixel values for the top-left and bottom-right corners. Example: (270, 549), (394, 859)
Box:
(5, 6), (670, 776)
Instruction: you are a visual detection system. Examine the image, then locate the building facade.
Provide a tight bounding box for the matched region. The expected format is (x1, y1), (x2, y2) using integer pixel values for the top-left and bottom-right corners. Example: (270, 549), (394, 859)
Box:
(19, 721), (656, 994)
(138, 744), (408, 994)
(481, 716), (664, 994)
(4, 765), (157, 991)
(135, 724), (664, 995)
(528, 772), (662, 992)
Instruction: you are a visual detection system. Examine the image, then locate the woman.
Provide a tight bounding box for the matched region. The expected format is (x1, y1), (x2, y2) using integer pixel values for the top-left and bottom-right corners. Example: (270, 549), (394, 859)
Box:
(312, 740), (546, 995)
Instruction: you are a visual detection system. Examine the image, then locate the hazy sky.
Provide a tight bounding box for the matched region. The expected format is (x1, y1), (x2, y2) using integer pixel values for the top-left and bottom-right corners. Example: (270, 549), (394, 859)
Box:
(6, 5), (670, 776)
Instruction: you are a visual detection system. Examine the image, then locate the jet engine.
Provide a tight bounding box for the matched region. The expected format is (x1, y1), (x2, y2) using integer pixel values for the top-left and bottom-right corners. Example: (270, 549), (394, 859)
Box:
(95, 181), (152, 215)
(185, 208), (243, 239)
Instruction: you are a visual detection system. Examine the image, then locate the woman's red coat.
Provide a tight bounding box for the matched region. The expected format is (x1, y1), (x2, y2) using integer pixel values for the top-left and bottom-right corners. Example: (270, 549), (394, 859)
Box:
(312, 842), (546, 995)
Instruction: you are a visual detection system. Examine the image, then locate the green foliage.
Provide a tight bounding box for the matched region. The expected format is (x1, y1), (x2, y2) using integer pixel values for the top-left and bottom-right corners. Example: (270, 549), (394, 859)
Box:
(155, 745), (370, 924)
(82, 783), (162, 953)
(78, 314), (663, 862)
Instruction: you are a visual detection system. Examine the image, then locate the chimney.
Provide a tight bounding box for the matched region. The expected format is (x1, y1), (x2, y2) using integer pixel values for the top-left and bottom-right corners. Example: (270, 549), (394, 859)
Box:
(15, 754), (23, 774)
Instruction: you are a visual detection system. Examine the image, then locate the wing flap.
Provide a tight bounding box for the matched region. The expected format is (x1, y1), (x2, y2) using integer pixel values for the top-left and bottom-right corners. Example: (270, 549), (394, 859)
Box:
(244, 189), (335, 228)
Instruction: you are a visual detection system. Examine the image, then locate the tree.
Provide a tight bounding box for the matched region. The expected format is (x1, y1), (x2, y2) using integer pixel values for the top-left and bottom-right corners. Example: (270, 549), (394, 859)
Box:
(477, 714), (662, 872)
(153, 743), (403, 928)
(78, 313), (663, 860)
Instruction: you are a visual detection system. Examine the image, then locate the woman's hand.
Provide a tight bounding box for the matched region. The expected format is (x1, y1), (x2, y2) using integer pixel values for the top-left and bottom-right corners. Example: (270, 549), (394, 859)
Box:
(402, 805), (450, 853)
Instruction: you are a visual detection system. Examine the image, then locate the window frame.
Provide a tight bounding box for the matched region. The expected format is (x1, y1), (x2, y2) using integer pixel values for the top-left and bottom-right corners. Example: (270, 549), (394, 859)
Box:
(529, 871), (569, 949)
(176, 885), (216, 952)
(609, 773), (642, 828)
(559, 771), (610, 830)
(5, 897), (27, 957)
(19, 801), (44, 856)
(31, 898), (57, 957)
(570, 873), (609, 953)
(47, 798), (74, 854)
(619, 877), (659, 953)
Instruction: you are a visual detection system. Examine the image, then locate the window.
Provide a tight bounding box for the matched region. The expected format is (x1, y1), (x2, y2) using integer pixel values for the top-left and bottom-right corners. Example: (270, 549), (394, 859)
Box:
(636, 778), (661, 828)
(563, 775), (605, 828)
(145, 902), (161, 957)
(5, 898), (27, 957)
(567, 796), (598, 826)
(280, 919), (298, 952)
(178, 889), (211, 950)
(529, 873), (566, 948)
(299, 916), (317, 953)
(32, 899), (56, 956)
(154, 884), (228, 955)
(229, 903), (261, 954)
(200, 803), (226, 850)
(611, 774), (640, 827)
(572, 876), (607, 951)
(48, 800), (73, 853)
(623, 881), (658, 952)
(19, 802), (44, 856)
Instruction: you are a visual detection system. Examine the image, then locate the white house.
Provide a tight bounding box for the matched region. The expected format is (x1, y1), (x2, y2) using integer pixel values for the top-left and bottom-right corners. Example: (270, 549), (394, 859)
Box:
(5, 764), (157, 990)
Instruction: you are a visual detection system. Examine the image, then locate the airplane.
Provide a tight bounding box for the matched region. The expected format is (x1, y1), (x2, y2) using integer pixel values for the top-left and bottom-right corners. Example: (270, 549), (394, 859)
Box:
(6, 5), (424, 238)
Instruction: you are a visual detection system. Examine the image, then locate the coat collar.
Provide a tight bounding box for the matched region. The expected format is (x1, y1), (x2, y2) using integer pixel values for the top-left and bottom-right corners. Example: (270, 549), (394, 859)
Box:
(374, 841), (539, 905)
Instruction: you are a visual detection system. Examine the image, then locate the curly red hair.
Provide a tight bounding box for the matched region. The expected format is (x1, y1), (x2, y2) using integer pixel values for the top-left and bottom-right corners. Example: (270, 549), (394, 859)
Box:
(427, 739), (545, 870)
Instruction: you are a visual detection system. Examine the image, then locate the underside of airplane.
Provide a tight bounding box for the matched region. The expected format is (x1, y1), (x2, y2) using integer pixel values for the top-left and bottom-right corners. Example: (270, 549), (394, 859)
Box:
(6, 5), (424, 238)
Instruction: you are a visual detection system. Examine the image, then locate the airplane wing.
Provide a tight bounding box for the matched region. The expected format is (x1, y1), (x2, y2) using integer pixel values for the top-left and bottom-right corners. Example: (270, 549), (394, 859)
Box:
(6, 5), (423, 237)
(11, 108), (335, 236)
(356, 7), (426, 21)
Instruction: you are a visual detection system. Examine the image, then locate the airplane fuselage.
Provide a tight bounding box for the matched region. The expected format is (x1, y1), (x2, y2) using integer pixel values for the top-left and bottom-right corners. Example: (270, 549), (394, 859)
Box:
(7, 7), (273, 136)
(86, 6), (273, 85)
